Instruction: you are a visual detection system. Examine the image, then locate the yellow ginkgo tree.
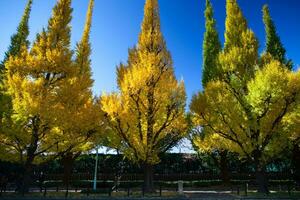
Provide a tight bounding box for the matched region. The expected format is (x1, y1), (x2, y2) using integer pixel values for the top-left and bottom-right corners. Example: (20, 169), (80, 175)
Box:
(2, 0), (74, 193)
(191, 0), (300, 194)
(46, 0), (105, 190)
(101, 0), (187, 192)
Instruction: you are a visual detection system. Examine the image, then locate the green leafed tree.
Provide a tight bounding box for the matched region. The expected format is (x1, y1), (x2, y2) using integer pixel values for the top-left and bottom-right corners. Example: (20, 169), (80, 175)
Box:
(262, 5), (292, 69)
(202, 0), (221, 87)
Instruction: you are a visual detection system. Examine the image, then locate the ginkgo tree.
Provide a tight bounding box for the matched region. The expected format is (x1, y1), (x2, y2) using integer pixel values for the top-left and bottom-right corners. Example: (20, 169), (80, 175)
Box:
(262, 3), (300, 182)
(46, 0), (105, 191)
(2, 0), (74, 193)
(101, 0), (187, 192)
(191, 0), (231, 184)
(0, 0), (32, 137)
(191, 0), (300, 194)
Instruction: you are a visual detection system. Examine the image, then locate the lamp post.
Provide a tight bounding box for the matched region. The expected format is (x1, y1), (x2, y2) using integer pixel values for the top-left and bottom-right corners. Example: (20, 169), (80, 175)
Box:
(93, 146), (99, 190)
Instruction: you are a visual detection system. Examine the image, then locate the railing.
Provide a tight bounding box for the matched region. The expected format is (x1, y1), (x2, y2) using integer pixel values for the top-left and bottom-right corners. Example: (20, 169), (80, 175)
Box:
(44, 172), (293, 182)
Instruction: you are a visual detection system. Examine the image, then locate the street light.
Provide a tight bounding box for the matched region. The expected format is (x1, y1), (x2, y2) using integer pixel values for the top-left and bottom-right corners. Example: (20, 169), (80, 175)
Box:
(93, 146), (99, 190)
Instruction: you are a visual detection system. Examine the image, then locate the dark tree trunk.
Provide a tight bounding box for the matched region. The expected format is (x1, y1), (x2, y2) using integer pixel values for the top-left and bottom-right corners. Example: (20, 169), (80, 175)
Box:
(20, 162), (34, 195)
(19, 117), (42, 194)
(19, 127), (39, 195)
(292, 143), (300, 183)
(143, 163), (154, 193)
(254, 160), (269, 194)
(62, 152), (75, 196)
(219, 150), (230, 185)
(61, 151), (81, 197)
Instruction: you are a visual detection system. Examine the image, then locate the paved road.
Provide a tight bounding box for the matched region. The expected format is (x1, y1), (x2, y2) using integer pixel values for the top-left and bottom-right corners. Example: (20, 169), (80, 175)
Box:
(1, 190), (297, 200)
(182, 190), (233, 199)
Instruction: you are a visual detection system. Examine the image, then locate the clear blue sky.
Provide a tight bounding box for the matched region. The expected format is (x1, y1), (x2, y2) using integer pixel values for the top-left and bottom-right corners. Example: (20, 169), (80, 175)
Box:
(0, 0), (299, 107)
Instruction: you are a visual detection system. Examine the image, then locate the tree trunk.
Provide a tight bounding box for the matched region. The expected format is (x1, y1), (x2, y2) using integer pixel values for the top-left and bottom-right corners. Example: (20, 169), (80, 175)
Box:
(20, 162), (34, 195)
(254, 161), (269, 194)
(143, 163), (154, 193)
(219, 150), (230, 185)
(292, 143), (300, 183)
(19, 135), (38, 194)
(62, 152), (75, 196)
(19, 117), (40, 194)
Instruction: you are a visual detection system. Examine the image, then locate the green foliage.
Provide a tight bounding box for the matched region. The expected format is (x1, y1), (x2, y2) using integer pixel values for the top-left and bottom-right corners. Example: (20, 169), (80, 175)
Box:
(202, 0), (221, 87)
(224, 0), (247, 51)
(0, 0), (32, 76)
(263, 5), (292, 70)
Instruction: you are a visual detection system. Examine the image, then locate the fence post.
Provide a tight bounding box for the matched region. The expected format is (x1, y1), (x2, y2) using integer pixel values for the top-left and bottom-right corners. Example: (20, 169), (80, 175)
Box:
(178, 180), (183, 194)
(108, 188), (111, 197)
(87, 187), (89, 197)
(142, 185), (145, 197)
(43, 186), (47, 197)
(65, 188), (68, 198)
(245, 183), (248, 196)
(159, 185), (162, 197)
(65, 183), (69, 198)
(287, 183), (291, 196)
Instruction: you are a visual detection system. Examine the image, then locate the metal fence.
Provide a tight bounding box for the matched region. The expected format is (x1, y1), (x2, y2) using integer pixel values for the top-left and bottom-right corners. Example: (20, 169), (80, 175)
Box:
(44, 172), (293, 182)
